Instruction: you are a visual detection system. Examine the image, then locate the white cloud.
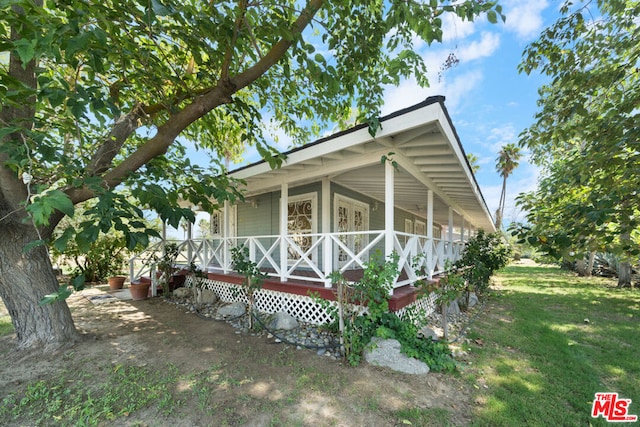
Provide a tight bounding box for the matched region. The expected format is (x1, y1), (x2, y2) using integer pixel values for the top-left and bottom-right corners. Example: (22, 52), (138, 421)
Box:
(487, 124), (519, 152)
(457, 32), (501, 62)
(441, 13), (477, 42)
(503, 0), (549, 39)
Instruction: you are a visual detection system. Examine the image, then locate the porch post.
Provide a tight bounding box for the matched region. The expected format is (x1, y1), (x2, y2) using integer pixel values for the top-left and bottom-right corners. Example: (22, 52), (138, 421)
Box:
(448, 207), (454, 262)
(223, 200), (230, 274)
(384, 160), (394, 258)
(426, 190), (434, 280)
(280, 183), (288, 282)
(322, 178), (332, 288)
(186, 219), (193, 264)
(460, 218), (465, 243)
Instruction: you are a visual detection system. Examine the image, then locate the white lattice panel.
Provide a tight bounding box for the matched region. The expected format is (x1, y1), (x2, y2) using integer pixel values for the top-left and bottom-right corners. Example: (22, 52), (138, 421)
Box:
(395, 291), (437, 320)
(186, 277), (335, 325)
(185, 276), (435, 325)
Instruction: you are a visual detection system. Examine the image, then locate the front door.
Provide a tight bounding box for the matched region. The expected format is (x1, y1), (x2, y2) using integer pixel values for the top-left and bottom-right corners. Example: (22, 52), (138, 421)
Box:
(334, 194), (369, 268)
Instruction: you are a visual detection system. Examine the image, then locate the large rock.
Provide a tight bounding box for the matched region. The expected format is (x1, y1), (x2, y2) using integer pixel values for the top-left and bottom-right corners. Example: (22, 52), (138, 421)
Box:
(467, 292), (479, 308)
(197, 289), (218, 305)
(364, 337), (430, 375)
(446, 300), (460, 315)
(217, 302), (246, 318)
(268, 312), (299, 330)
(418, 326), (438, 341)
(173, 287), (192, 298)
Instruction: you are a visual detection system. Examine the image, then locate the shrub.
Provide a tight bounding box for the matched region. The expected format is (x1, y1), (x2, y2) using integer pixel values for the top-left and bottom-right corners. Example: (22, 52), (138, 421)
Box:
(52, 233), (127, 283)
(326, 251), (455, 371)
(454, 229), (511, 296)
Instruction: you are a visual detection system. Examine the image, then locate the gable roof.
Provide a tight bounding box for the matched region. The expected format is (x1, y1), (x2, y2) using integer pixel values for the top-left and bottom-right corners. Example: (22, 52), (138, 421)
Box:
(230, 96), (495, 232)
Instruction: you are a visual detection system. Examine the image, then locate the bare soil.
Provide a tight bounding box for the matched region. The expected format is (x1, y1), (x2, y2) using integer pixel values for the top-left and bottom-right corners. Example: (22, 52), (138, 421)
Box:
(0, 289), (475, 426)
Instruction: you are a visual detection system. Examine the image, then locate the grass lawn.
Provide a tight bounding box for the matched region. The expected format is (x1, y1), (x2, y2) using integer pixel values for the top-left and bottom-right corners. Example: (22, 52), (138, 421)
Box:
(465, 263), (640, 426)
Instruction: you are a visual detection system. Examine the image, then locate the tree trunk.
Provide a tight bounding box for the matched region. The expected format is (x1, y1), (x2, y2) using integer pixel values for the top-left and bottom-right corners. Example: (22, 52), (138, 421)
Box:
(618, 261), (632, 288)
(618, 232), (632, 288)
(586, 251), (596, 277)
(0, 223), (80, 351)
(576, 259), (586, 276)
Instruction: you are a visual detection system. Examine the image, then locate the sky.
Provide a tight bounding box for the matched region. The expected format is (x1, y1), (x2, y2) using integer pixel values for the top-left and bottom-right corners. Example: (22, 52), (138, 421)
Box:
(228, 0), (561, 229)
(375, 0), (555, 226)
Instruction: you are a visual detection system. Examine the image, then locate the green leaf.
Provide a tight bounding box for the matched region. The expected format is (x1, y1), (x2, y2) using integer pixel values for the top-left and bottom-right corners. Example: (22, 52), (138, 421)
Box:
(23, 239), (45, 253)
(39, 285), (73, 306)
(53, 227), (76, 252)
(46, 190), (75, 218)
(13, 39), (36, 65)
(487, 10), (497, 24)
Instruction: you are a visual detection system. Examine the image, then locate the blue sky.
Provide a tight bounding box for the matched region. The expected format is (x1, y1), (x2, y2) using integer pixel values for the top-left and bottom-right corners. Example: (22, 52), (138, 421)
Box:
(376, 0), (555, 226)
(228, 0), (561, 228)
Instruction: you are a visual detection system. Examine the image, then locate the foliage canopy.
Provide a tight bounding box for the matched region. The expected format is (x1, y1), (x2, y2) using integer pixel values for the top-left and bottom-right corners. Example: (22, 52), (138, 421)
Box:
(513, 0), (639, 264)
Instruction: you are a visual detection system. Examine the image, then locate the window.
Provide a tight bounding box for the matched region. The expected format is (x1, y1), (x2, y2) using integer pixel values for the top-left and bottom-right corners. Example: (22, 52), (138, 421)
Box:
(405, 219), (413, 234)
(414, 220), (426, 236)
(210, 207), (236, 238)
(287, 193), (317, 262)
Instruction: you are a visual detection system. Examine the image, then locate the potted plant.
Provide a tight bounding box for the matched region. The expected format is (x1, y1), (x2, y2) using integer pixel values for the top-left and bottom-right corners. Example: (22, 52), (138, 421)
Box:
(129, 278), (152, 300)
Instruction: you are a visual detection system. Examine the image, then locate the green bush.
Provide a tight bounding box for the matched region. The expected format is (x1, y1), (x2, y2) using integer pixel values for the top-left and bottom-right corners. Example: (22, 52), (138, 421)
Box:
(52, 233), (127, 283)
(454, 229), (511, 296)
(326, 251), (455, 371)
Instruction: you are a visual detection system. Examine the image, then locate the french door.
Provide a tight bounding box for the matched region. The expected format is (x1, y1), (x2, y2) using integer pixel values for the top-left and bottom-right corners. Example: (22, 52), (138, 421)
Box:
(334, 194), (369, 267)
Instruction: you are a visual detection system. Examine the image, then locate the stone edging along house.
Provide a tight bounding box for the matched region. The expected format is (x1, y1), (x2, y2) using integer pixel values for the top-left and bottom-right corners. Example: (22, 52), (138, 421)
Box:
(130, 96), (495, 324)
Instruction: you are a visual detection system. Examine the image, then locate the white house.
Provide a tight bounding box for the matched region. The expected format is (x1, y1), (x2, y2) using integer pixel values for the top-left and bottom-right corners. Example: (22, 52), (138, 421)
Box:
(131, 96), (495, 323)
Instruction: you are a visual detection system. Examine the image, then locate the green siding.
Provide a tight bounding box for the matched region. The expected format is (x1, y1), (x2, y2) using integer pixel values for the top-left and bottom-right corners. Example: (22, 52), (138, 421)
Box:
(236, 180), (445, 238)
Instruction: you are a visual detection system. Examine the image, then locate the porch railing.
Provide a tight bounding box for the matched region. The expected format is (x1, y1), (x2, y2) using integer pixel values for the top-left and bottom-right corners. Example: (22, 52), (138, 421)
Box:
(129, 231), (466, 291)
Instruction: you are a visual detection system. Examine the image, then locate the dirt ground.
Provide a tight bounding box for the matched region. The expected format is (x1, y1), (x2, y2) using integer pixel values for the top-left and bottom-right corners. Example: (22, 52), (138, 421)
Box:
(0, 289), (475, 426)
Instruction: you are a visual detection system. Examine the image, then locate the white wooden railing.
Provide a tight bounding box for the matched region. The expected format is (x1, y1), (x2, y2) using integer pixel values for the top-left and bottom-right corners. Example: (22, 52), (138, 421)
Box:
(129, 231), (466, 290)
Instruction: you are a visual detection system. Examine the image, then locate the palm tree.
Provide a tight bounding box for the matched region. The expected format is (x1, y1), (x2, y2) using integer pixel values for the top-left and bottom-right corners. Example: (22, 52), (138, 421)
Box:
(495, 143), (522, 229)
(466, 152), (480, 173)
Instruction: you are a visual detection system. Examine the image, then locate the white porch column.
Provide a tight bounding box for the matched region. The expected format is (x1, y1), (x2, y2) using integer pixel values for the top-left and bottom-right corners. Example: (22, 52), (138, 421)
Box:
(460, 218), (465, 243)
(448, 207), (454, 262)
(322, 178), (332, 287)
(223, 200), (230, 274)
(384, 160), (395, 258)
(186, 219), (193, 264)
(280, 183), (288, 282)
(426, 190), (434, 280)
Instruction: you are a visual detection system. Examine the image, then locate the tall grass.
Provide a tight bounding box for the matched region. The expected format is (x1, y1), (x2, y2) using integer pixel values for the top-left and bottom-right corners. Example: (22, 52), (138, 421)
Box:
(466, 264), (640, 426)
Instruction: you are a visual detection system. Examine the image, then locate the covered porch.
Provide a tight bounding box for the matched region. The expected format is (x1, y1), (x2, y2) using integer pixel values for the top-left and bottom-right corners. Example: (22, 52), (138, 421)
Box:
(129, 97), (495, 317)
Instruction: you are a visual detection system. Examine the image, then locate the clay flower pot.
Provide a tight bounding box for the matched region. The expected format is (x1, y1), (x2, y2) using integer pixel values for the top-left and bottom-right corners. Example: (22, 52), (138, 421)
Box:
(108, 276), (126, 290)
(129, 281), (151, 300)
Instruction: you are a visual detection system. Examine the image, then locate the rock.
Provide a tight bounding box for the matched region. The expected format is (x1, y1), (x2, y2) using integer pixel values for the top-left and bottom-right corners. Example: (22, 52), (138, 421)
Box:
(418, 326), (438, 341)
(467, 292), (479, 308)
(446, 300), (461, 316)
(173, 288), (192, 298)
(268, 312), (299, 330)
(217, 301), (246, 318)
(198, 289), (218, 305)
(364, 338), (430, 375)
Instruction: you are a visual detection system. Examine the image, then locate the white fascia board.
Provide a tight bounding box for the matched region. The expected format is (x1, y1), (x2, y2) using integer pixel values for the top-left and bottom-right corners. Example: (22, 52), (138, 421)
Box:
(436, 109), (496, 231)
(241, 148), (392, 195)
(230, 102), (443, 181)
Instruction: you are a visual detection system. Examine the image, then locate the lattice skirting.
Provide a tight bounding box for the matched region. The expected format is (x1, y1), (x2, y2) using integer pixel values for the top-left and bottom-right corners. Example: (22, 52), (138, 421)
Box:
(395, 292), (438, 320)
(185, 277), (437, 325)
(185, 277), (337, 325)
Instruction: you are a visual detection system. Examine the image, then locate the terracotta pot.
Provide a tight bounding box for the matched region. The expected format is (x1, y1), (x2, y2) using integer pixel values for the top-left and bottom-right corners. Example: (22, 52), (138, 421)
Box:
(108, 276), (126, 290)
(129, 281), (151, 300)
